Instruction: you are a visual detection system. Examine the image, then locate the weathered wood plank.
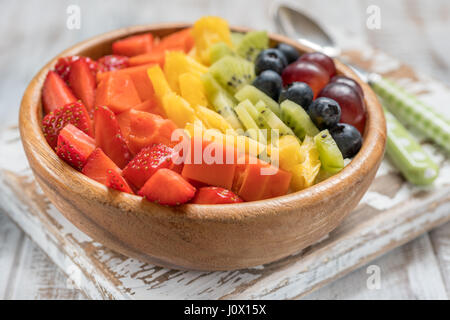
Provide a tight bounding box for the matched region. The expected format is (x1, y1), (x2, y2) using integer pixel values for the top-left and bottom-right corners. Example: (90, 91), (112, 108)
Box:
(0, 210), (25, 299)
(429, 222), (450, 297)
(6, 236), (86, 300)
(304, 233), (448, 300)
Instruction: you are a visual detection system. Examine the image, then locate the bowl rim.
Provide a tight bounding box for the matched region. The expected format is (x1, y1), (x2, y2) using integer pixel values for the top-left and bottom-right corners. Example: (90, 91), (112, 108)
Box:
(19, 22), (386, 221)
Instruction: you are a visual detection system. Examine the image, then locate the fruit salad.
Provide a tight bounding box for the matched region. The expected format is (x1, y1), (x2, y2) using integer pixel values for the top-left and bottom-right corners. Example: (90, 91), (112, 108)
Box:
(40, 16), (365, 206)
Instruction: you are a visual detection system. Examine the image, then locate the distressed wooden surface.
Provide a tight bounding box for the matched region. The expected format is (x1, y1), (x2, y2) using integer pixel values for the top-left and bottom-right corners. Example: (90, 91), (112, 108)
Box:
(0, 0), (449, 299)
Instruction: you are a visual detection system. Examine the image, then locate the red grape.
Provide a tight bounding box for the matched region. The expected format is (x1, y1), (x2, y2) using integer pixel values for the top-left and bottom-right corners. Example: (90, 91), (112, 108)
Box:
(318, 82), (366, 134)
(330, 75), (364, 99)
(299, 52), (336, 78)
(282, 61), (330, 98)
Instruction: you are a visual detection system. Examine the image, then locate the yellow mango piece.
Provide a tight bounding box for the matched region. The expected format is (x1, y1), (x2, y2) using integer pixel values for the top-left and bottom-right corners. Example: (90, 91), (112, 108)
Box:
(185, 120), (205, 133)
(188, 46), (198, 60)
(164, 51), (188, 93)
(192, 16), (233, 65)
(196, 106), (236, 134)
(164, 52), (208, 94)
(277, 135), (304, 171)
(185, 55), (208, 74)
(289, 136), (321, 191)
(179, 73), (209, 108)
(162, 92), (197, 128)
(147, 65), (171, 99)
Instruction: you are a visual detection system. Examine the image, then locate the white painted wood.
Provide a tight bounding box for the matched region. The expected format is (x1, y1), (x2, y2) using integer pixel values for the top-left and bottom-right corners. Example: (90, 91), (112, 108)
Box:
(0, 0), (449, 299)
(7, 237), (85, 300)
(304, 234), (448, 300)
(429, 222), (450, 296)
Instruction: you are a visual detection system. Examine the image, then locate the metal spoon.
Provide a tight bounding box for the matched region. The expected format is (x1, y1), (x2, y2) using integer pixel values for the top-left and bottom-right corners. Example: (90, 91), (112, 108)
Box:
(273, 4), (446, 184)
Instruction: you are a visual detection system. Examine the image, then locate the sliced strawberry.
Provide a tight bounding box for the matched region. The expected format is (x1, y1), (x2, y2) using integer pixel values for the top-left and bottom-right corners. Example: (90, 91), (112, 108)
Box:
(54, 56), (100, 83)
(81, 148), (133, 194)
(112, 33), (154, 57)
(123, 143), (183, 189)
(190, 187), (243, 204)
(138, 168), (195, 205)
(82, 148), (121, 185)
(42, 71), (77, 114)
(42, 101), (92, 149)
(68, 59), (97, 115)
(127, 109), (178, 154)
(97, 55), (129, 72)
(94, 106), (132, 169)
(56, 124), (95, 170)
(106, 170), (134, 194)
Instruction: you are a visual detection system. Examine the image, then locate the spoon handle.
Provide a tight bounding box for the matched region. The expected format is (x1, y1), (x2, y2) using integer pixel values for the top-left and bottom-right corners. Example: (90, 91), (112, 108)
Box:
(370, 75), (450, 154)
(383, 107), (439, 185)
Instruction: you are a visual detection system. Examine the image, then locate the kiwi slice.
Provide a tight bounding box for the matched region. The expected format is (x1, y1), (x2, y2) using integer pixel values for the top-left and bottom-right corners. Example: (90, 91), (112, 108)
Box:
(280, 100), (319, 140)
(212, 92), (244, 131)
(314, 130), (344, 174)
(209, 56), (255, 95)
(255, 101), (295, 137)
(236, 31), (269, 62)
(235, 85), (281, 116)
(235, 100), (267, 144)
(210, 42), (235, 64)
(202, 72), (235, 102)
(202, 73), (243, 131)
(231, 32), (245, 47)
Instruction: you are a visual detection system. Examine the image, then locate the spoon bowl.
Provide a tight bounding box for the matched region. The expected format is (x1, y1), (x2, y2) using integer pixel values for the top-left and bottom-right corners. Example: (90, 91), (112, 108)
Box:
(273, 4), (341, 57)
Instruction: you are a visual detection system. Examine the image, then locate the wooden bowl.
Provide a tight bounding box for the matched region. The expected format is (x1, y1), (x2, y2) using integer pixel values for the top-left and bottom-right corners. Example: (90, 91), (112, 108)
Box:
(19, 23), (386, 271)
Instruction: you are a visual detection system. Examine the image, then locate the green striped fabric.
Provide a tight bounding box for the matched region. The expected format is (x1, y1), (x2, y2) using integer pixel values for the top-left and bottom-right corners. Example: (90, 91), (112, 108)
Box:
(371, 77), (450, 154)
(383, 107), (439, 185)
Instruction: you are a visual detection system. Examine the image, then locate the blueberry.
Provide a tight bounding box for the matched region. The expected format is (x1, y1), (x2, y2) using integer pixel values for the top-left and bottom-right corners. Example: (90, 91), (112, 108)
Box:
(307, 97), (341, 129)
(279, 82), (313, 110)
(255, 49), (287, 75)
(252, 70), (283, 101)
(329, 123), (362, 158)
(276, 43), (300, 64)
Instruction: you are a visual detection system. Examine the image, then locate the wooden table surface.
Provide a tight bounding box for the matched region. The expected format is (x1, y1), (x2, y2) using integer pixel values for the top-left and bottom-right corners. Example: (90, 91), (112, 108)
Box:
(0, 0), (449, 300)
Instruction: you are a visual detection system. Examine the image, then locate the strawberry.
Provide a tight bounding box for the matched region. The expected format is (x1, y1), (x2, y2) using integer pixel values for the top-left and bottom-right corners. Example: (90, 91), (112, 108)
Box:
(94, 106), (132, 169)
(68, 59), (97, 115)
(82, 148), (133, 194)
(54, 56), (100, 83)
(106, 170), (134, 194)
(190, 187), (243, 204)
(123, 143), (183, 189)
(42, 71), (77, 114)
(42, 101), (92, 149)
(138, 168), (196, 205)
(56, 124), (96, 171)
(97, 55), (129, 72)
(82, 148), (121, 184)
